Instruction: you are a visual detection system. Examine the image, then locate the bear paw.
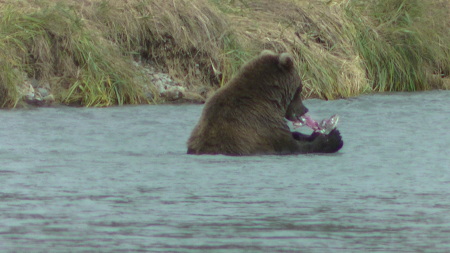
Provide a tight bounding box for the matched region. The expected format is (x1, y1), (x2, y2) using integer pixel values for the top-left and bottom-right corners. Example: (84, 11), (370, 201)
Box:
(306, 129), (343, 153)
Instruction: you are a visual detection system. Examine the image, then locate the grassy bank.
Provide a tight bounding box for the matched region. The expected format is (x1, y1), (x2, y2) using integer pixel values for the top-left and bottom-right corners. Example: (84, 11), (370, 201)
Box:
(0, 0), (449, 108)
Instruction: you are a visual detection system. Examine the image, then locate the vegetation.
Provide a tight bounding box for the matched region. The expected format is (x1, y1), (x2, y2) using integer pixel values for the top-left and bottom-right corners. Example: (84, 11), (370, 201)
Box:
(347, 0), (450, 92)
(0, 2), (147, 107)
(0, 0), (449, 108)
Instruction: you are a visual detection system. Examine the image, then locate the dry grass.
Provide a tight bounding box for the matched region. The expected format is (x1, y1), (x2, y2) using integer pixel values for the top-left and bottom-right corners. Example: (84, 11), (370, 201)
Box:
(0, 1), (148, 107)
(346, 0), (450, 91)
(0, 0), (232, 107)
(0, 0), (449, 107)
(83, 0), (231, 89)
(210, 0), (371, 99)
(212, 0), (450, 98)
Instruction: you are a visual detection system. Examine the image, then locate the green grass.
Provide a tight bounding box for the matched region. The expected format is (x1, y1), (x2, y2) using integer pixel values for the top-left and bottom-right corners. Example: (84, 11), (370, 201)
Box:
(0, 2), (148, 107)
(346, 0), (450, 91)
(219, 34), (253, 86)
(0, 64), (21, 108)
(0, 0), (449, 108)
(0, 6), (43, 107)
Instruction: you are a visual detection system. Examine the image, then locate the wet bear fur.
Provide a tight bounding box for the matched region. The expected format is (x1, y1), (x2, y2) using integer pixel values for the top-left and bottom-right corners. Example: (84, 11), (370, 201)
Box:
(187, 50), (343, 155)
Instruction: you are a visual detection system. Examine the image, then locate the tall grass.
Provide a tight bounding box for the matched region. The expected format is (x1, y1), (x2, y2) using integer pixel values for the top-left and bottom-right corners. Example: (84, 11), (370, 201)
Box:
(0, 3), (147, 107)
(0, 6), (42, 107)
(214, 0), (449, 98)
(214, 0), (370, 99)
(86, 0), (231, 85)
(0, 64), (21, 108)
(0, 0), (449, 108)
(70, 0), (237, 99)
(345, 0), (450, 91)
(219, 34), (253, 86)
(0, 0), (233, 108)
(291, 4), (370, 99)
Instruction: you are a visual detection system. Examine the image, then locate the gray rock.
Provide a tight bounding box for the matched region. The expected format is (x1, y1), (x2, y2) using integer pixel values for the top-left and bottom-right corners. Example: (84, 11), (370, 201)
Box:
(43, 94), (55, 103)
(37, 88), (49, 97)
(31, 78), (40, 88)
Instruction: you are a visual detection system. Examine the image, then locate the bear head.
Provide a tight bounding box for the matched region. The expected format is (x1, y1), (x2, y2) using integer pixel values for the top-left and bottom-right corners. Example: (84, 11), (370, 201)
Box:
(237, 50), (309, 122)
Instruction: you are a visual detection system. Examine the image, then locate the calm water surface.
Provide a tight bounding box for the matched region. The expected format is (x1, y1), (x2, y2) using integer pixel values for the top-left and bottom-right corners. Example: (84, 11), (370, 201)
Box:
(1, 91), (449, 252)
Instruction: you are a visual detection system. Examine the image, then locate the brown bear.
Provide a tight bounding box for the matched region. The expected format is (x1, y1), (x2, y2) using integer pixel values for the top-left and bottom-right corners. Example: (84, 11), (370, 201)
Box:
(187, 50), (343, 155)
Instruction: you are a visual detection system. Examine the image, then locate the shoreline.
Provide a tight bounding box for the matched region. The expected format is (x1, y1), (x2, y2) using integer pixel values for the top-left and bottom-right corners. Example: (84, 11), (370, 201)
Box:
(1, 0), (449, 108)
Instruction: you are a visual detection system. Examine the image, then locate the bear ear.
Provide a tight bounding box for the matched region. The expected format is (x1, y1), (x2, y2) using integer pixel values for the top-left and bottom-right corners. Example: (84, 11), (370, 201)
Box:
(278, 53), (294, 71)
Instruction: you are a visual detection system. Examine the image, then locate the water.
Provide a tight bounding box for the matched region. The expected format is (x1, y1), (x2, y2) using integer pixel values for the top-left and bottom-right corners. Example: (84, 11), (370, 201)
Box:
(1, 91), (449, 252)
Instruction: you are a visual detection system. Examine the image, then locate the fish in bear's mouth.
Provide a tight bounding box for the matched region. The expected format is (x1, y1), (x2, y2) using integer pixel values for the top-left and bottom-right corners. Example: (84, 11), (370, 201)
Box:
(292, 114), (339, 134)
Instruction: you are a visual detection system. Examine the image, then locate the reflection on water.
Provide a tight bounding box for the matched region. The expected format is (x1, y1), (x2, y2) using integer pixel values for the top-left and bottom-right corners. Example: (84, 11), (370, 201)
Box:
(0, 91), (449, 252)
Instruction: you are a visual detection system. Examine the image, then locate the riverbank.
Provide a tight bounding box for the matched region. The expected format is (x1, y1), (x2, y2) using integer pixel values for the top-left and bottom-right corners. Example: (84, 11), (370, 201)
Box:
(1, 0), (449, 108)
